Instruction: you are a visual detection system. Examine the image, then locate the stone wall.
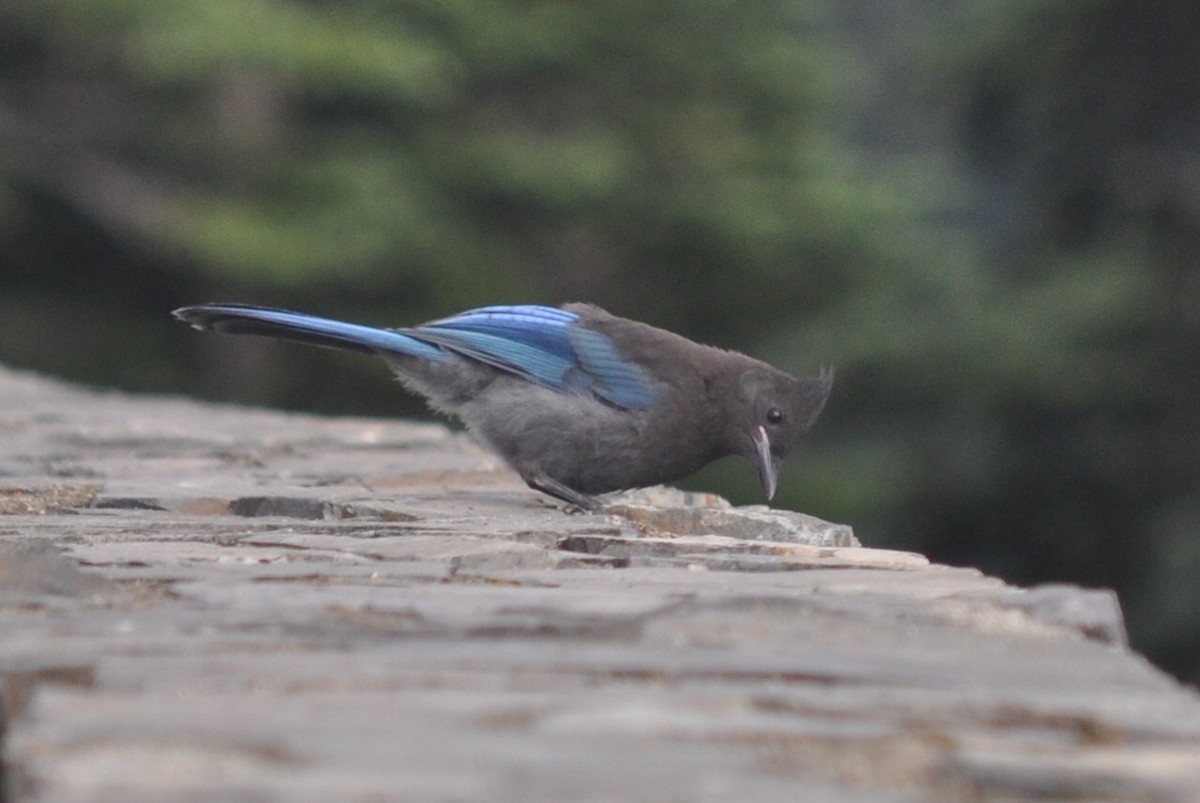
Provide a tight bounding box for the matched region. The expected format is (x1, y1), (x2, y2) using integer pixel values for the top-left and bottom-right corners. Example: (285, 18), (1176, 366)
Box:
(1, 365), (1198, 801)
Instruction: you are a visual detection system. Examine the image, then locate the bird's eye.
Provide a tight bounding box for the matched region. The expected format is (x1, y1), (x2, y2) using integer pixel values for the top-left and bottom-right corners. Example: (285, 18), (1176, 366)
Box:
(765, 407), (784, 425)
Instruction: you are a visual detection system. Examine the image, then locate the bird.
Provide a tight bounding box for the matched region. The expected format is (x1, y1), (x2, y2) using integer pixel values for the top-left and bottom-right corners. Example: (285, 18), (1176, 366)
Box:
(173, 302), (832, 510)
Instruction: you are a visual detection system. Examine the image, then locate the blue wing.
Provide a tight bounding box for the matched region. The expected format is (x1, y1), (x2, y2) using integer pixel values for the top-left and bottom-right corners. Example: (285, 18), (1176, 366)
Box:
(410, 305), (657, 409)
(566, 327), (657, 409)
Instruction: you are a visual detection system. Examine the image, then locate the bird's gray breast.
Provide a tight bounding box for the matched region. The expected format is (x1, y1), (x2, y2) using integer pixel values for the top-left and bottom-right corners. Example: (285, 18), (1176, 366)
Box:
(462, 377), (719, 494)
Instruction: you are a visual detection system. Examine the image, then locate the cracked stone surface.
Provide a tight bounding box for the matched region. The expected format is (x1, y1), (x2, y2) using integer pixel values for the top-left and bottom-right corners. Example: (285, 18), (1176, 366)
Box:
(0, 364), (1198, 802)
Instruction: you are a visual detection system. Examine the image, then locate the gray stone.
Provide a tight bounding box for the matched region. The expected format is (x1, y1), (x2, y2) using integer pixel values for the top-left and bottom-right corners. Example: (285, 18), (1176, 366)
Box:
(605, 492), (858, 547)
(0, 364), (1198, 802)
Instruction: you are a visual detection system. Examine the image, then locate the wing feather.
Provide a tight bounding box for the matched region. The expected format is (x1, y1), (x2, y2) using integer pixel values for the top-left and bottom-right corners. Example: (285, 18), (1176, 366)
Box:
(408, 305), (657, 409)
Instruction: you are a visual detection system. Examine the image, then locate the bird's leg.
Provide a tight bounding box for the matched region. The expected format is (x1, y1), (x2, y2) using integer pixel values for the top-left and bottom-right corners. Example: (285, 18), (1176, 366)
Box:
(521, 471), (599, 512)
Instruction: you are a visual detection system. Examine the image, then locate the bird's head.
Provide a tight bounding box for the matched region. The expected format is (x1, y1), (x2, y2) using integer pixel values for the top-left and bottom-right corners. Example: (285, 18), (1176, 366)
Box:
(729, 366), (833, 500)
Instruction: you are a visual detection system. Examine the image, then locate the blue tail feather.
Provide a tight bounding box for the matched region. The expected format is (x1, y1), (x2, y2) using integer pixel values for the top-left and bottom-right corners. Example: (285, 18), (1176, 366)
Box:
(172, 304), (446, 361)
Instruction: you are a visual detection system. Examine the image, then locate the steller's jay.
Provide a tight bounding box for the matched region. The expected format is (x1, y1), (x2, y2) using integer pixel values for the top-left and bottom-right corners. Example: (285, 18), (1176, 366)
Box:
(173, 303), (832, 510)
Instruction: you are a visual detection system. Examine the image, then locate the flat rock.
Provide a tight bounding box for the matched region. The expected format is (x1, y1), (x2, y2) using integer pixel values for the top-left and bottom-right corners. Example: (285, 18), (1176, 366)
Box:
(604, 496), (857, 547)
(0, 364), (1197, 802)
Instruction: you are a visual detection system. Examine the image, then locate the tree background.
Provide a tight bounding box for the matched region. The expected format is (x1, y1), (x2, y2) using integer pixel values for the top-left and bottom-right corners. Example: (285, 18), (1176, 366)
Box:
(2, 0), (1197, 683)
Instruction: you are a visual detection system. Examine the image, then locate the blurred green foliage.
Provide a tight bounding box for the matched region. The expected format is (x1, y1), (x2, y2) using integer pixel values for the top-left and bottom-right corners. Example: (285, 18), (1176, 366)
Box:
(1, 0), (1197, 684)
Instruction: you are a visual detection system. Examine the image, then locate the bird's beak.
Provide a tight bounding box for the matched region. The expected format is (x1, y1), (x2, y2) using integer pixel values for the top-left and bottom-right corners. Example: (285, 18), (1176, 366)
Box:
(752, 425), (779, 500)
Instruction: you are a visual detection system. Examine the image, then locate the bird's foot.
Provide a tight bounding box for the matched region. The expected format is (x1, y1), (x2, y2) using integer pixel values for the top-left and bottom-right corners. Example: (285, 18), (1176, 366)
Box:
(522, 472), (599, 512)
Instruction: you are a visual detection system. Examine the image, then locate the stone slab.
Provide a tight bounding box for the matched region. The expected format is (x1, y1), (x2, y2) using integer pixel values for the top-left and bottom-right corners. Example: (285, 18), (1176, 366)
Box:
(0, 364), (1197, 802)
